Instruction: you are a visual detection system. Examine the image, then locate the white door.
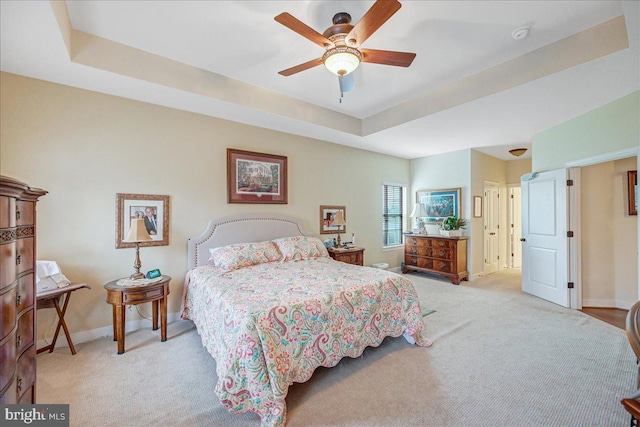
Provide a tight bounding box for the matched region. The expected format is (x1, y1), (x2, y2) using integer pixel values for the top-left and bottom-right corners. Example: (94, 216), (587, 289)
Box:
(484, 182), (500, 274)
(522, 169), (569, 307)
(510, 186), (522, 268)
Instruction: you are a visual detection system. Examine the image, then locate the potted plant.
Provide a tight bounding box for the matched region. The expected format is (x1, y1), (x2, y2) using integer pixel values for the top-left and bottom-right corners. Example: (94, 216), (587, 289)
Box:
(440, 216), (467, 237)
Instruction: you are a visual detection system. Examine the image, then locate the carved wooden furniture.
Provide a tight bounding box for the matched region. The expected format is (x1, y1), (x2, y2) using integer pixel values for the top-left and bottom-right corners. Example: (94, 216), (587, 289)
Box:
(0, 175), (47, 404)
(403, 235), (468, 284)
(36, 283), (91, 355)
(103, 275), (171, 354)
(327, 247), (365, 266)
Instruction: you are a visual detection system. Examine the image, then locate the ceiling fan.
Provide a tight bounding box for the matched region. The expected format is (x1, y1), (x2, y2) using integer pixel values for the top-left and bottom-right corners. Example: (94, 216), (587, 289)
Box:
(275, 0), (416, 97)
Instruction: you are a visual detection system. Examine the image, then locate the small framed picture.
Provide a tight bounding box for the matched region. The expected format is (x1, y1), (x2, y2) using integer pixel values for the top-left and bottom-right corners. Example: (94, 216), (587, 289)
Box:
(629, 170), (637, 216)
(227, 148), (288, 204)
(116, 193), (170, 248)
(320, 205), (346, 235)
(473, 196), (483, 218)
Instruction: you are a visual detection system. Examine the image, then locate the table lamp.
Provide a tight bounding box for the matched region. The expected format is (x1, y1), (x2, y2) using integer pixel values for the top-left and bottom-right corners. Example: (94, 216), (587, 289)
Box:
(123, 218), (153, 279)
(333, 210), (347, 246)
(410, 203), (427, 234)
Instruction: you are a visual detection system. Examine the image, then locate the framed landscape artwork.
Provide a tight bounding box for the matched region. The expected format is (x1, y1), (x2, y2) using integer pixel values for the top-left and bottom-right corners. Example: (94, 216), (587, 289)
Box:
(227, 149), (288, 204)
(116, 193), (170, 248)
(416, 188), (461, 223)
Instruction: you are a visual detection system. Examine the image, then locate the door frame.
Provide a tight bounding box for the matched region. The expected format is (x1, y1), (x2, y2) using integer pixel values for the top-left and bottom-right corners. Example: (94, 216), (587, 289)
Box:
(483, 180), (500, 274)
(565, 147), (640, 309)
(507, 184), (522, 269)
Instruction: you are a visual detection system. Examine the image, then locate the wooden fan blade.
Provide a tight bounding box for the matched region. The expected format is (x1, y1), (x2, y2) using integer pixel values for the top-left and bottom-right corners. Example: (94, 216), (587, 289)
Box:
(278, 57), (324, 76)
(346, 0), (402, 47)
(361, 48), (416, 67)
(275, 13), (335, 49)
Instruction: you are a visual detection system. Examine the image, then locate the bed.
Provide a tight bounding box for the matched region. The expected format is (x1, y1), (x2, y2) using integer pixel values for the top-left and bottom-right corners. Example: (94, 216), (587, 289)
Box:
(182, 213), (431, 426)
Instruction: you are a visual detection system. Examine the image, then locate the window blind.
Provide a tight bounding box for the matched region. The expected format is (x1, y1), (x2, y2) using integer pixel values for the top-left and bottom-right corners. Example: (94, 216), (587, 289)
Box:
(382, 184), (404, 246)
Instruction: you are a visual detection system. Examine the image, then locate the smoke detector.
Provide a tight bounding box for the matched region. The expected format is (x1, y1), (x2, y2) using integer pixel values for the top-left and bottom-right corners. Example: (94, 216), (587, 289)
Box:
(512, 27), (530, 41)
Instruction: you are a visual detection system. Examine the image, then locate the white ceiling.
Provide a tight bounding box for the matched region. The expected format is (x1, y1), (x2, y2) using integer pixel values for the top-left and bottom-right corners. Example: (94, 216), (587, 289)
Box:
(1, 1), (638, 160)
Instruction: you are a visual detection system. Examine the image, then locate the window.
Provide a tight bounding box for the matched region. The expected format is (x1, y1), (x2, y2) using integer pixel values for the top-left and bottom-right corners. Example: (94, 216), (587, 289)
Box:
(382, 183), (405, 246)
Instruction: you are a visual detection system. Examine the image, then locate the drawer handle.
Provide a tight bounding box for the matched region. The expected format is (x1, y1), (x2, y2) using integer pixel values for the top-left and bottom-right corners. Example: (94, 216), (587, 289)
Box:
(16, 210), (21, 221)
(439, 262), (446, 268)
(412, 247), (417, 254)
(16, 335), (21, 349)
(411, 238), (417, 244)
(17, 378), (22, 393)
(439, 250), (445, 256)
(438, 241), (445, 247)
(16, 294), (21, 307)
(411, 259), (416, 265)
(16, 254), (21, 265)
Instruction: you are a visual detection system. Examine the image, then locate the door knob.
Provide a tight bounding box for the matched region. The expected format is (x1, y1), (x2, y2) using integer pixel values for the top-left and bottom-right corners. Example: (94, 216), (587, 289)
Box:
(520, 238), (526, 242)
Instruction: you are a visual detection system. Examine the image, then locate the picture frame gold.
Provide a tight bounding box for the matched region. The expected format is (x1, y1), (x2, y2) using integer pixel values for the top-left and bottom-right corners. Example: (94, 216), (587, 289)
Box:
(116, 193), (170, 248)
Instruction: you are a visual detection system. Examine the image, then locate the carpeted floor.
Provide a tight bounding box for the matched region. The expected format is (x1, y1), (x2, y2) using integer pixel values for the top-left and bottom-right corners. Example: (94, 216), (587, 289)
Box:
(37, 269), (636, 426)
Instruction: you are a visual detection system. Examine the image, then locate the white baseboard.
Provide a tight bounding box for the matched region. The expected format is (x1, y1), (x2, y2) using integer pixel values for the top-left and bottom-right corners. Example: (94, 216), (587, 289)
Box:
(582, 299), (634, 310)
(37, 311), (183, 350)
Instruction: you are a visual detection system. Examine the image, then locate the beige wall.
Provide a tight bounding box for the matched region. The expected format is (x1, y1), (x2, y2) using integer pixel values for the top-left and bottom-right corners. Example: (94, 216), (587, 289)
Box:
(506, 158), (532, 184)
(0, 72), (410, 340)
(581, 157), (638, 308)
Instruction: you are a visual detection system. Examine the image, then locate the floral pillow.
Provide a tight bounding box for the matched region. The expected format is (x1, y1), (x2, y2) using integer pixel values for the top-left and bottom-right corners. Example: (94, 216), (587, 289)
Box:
(272, 236), (329, 262)
(209, 241), (282, 271)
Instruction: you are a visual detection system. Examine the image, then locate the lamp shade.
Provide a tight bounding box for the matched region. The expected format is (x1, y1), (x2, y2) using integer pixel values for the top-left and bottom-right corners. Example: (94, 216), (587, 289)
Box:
(509, 148), (527, 157)
(333, 210), (347, 227)
(410, 203), (427, 218)
(124, 218), (153, 243)
(323, 47), (362, 76)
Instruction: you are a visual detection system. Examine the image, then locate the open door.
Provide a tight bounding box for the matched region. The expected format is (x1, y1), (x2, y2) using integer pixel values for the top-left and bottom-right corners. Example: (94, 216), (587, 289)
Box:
(521, 169), (569, 307)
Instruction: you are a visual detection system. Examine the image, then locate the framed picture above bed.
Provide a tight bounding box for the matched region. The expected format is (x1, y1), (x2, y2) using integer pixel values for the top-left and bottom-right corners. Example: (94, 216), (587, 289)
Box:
(116, 193), (170, 248)
(227, 148), (288, 204)
(319, 205), (346, 235)
(416, 188), (461, 223)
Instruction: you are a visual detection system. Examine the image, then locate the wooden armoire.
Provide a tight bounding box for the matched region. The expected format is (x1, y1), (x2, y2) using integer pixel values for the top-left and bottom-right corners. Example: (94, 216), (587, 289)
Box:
(0, 176), (47, 403)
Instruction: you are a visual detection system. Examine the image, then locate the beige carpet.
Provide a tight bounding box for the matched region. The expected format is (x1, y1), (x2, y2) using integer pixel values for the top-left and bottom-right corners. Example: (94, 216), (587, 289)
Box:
(37, 269), (636, 426)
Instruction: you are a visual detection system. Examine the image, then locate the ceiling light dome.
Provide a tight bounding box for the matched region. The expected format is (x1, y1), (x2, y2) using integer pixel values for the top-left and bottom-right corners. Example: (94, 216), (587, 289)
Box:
(323, 46), (362, 76)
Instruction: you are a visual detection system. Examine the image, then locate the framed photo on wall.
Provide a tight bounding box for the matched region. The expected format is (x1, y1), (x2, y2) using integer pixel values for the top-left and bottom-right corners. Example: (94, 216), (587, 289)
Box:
(116, 193), (170, 248)
(227, 148), (288, 204)
(319, 205), (346, 234)
(629, 170), (638, 216)
(416, 188), (461, 223)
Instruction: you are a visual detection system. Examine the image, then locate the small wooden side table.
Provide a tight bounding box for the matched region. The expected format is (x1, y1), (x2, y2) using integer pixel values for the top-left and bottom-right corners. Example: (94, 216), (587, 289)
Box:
(327, 247), (365, 266)
(103, 275), (171, 354)
(36, 283), (91, 355)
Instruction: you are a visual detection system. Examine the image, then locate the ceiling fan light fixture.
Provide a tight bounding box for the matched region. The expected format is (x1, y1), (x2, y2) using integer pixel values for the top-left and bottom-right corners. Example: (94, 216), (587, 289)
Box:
(323, 46), (362, 76)
(509, 148), (528, 157)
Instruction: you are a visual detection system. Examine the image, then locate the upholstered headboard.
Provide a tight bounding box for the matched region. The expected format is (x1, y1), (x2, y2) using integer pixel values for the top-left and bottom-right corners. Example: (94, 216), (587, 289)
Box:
(187, 213), (310, 269)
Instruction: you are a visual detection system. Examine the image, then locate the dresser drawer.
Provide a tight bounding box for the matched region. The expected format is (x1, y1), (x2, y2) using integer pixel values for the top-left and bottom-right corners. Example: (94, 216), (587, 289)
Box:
(0, 241), (17, 291)
(16, 309), (34, 355)
(16, 345), (36, 403)
(124, 286), (164, 302)
(0, 333), (17, 393)
(15, 201), (34, 227)
(16, 237), (34, 276)
(0, 285), (17, 339)
(429, 239), (453, 249)
(432, 260), (451, 273)
(405, 236), (430, 247)
(406, 246), (438, 257)
(0, 196), (15, 228)
(16, 274), (34, 314)
(405, 256), (433, 269)
(431, 248), (452, 260)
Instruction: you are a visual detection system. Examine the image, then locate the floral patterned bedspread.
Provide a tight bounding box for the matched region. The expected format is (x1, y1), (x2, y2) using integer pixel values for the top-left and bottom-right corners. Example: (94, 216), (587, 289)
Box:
(181, 258), (431, 426)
